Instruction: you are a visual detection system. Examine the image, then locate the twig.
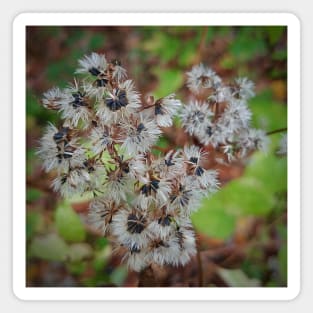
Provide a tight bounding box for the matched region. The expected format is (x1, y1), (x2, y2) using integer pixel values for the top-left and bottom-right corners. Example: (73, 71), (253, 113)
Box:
(138, 265), (159, 287)
(194, 28), (209, 64)
(266, 127), (287, 136)
(152, 145), (169, 153)
(196, 233), (204, 287)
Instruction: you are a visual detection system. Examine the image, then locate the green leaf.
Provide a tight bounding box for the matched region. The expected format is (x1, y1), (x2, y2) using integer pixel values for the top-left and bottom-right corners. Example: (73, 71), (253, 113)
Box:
(277, 223), (287, 285)
(110, 266), (128, 286)
(26, 211), (44, 240)
(68, 243), (93, 262)
(153, 68), (183, 98)
(192, 150), (286, 239)
(245, 152), (287, 193)
(26, 188), (43, 203)
(95, 237), (109, 250)
(29, 233), (69, 261)
(249, 92), (287, 132)
(192, 204), (235, 239)
(265, 26), (285, 45)
(88, 33), (105, 51)
(93, 245), (112, 272)
(55, 202), (86, 242)
(67, 262), (87, 276)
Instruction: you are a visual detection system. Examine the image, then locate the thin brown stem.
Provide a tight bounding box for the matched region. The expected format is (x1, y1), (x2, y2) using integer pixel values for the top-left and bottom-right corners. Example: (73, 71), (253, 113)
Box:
(266, 127), (287, 136)
(196, 234), (204, 287)
(194, 28), (209, 64)
(152, 145), (169, 153)
(138, 265), (159, 287)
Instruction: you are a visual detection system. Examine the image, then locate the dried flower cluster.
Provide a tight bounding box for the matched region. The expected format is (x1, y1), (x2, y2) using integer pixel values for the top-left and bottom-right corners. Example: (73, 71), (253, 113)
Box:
(183, 63), (269, 161)
(37, 52), (267, 272)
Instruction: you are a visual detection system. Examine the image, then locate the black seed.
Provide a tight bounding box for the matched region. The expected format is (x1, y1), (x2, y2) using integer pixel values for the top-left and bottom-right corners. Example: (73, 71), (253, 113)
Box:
(176, 231), (184, 250)
(206, 126), (213, 137)
(195, 166), (204, 176)
(105, 89), (128, 111)
(71, 92), (88, 108)
(53, 127), (69, 143)
(72, 93), (80, 100)
(111, 59), (121, 66)
(57, 153), (62, 163)
(89, 67), (101, 76)
(189, 157), (198, 164)
(122, 164), (130, 173)
(136, 123), (145, 133)
(155, 103), (164, 115)
(170, 194), (177, 203)
(180, 196), (189, 207)
(165, 157), (175, 166)
(119, 96), (128, 107)
(60, 175), (67, 185)
(105, 98), (120, 111)
(151, 179), (160, 190)
(158, 215), (171, 227)
(140, 184), (150, 196)
(130, 245), (141, 254)
(96, 79), (108, 87)
(53, 132), (63, 142)
(63, 152), (73, 159)
(195, 111), (205, 122)
(127, 214), (145, 234)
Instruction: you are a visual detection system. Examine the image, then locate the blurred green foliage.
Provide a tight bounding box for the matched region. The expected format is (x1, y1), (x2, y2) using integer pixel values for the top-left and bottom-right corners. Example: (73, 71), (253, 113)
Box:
(55, 203), (86, 242)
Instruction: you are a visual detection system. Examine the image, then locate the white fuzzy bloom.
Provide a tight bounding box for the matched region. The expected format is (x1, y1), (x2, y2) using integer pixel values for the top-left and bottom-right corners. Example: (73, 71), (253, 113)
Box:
(137, 177), (171, 209)
(151, 94), (181, 127)
(147, 234), (181, 267)
(149, 220), (196, 267)
(90, 125), (114, 155)
(238, 128), (269, 157)
(186, 63), (221, 94)
(76, 52), (107, 75)
(96, 80), (141, 125)
(234, 77), (255, 100)
(219, 99), (252, 133)
(88, 197), (119, 235)
(197, 169), (219, 192)
(52, 168), (91, 197)
(197, 124), (223, 147)
(112, 64), (127, 82)
(60, 83), (93, 128)
(277, 134), (287, 156)
(104, 168), (131, 202)
(183, 145), (207, 164)
(41, 87), (68, 110)
(147, 214), (174, 241)
(169, 176), (203, 215)
(37, 124), (86, 173)
(180, 101), (214, 137)
(152, 150), (184, 180)
(222, 144), (236, 162)
(122, 247), (150, 272)
(127, 154), (147, 179)
(120, 116), (161, 156)
(209, 85), (232, 103)
(112, 208), (152, 250)
(172, 222), (196, 266)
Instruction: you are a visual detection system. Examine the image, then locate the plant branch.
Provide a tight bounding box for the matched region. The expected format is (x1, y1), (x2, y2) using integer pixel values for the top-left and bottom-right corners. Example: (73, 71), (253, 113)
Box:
(196, 233), (204, 287)
(266, 127), (287, 136)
